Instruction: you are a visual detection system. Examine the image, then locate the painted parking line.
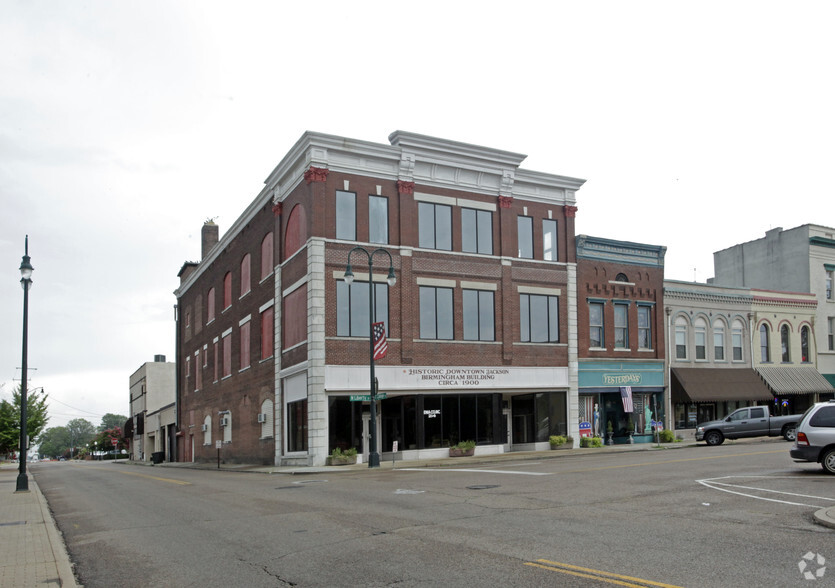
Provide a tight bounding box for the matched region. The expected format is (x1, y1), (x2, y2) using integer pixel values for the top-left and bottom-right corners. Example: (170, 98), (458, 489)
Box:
(697, 475), (835, 508)
(525, 559), (684, 588)
(397, 468), (550, 476)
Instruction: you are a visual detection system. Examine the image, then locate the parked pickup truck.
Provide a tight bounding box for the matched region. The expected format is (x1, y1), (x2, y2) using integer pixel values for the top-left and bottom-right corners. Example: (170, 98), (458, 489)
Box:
(696, 406), (801, 446)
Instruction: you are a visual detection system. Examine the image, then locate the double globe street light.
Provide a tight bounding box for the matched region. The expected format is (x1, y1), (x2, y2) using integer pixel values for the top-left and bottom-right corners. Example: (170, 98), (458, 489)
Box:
(343, 246), (396, 468)
(16, 236), (34, 493)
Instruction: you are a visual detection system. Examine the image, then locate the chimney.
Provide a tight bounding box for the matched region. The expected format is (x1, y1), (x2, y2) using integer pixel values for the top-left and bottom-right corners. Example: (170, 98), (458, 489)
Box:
(202, 220), (219, 260)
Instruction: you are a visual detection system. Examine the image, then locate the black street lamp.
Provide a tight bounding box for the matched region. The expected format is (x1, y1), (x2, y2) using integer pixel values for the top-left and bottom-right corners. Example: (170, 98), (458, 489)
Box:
(344, 246), (396, 468)
(16, 235), (33, 493)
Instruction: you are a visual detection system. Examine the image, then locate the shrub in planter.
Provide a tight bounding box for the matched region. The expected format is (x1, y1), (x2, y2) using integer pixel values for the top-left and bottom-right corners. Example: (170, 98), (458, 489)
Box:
(580, 436), (603, 448)
(658, 429), (676, 443)
(449, 440), (476, 457)
(326, 447), (358, 466)
(549, 435), (567, 449)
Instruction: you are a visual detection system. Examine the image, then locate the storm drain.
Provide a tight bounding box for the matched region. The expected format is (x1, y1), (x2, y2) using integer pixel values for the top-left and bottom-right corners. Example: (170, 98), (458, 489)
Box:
(466, 485), (500, 490)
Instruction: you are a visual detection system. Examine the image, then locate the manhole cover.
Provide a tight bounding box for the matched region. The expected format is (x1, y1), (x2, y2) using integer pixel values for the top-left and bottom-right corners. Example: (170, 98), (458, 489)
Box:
(466, 485), (500, 490)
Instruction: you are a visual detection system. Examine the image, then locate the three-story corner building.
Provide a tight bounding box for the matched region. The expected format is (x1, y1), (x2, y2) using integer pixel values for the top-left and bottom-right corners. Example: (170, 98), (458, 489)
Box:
(175, 131), (586, 466)
(575, 236), (667, 442)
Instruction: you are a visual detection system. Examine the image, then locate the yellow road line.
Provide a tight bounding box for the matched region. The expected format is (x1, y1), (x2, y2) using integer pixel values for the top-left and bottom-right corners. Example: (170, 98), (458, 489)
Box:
(562, 449), (785, 473)
(527, 560), (685, 588)
(114, 469), (191, 485)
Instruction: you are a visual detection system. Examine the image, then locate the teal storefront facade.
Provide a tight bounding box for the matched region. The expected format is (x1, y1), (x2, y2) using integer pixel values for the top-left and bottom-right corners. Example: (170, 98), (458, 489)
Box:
(578, 360), (666, 443)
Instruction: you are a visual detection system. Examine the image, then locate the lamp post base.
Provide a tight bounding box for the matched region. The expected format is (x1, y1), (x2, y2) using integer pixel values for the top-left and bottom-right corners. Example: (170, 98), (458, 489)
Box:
(368, 451), (381, 468)
(15, 474), (29, 493)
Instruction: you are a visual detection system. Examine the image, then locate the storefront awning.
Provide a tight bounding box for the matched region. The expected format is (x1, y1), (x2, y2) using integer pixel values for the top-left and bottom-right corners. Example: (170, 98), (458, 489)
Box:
(671, 368), (774, 403)
(756, 366), (835, 396)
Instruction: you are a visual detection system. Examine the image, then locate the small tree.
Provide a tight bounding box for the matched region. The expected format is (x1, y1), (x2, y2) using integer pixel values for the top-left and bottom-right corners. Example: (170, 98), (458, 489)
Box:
(99, 413), (128, 433)
(0, 387), (49, 456)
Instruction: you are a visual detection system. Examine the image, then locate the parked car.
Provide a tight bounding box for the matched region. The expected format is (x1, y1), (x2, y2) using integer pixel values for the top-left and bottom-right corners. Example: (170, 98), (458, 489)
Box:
(790, 400), (835, 474)
(695, 405), (801, 446)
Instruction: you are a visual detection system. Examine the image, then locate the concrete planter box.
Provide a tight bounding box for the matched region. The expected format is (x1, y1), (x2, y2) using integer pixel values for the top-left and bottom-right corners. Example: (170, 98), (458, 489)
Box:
(326, 455), (357, 466)
(449, 447), (475, 457)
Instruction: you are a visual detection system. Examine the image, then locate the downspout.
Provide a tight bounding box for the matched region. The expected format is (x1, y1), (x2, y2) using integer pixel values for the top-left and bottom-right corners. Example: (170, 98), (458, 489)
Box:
(174, 303), (180, 462)
(665, 306), (673, 433)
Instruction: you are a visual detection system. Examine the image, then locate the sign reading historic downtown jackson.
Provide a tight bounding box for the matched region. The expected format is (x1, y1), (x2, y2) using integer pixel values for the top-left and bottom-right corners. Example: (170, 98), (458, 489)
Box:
(324, 365), (569, 392)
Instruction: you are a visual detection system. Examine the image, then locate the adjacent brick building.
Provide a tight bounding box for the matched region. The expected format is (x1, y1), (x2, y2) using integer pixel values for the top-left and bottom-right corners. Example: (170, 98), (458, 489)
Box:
(175, 131), (586, 466)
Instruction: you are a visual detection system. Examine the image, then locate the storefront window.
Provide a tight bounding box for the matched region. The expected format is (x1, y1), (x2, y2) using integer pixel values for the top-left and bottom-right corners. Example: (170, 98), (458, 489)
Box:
(328, 397), (364, 453)
(287, 399), (308, 452)
(512, 392), (566, 443)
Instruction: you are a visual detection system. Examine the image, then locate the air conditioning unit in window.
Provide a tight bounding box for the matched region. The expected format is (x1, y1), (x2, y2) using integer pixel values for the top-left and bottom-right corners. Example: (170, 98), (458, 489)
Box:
(219, 417), (229, 427)
(201, 424), (208, 432)
(257, 413), (267, 423)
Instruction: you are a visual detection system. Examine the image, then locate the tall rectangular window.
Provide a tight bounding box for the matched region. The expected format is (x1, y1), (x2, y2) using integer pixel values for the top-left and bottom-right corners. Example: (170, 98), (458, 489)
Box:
(826, 268), (833, 300)
(463, 290), (495, 341)
(614, 303), (628, 349)
(336, 191), (356, 240)
(213, 339), (219, 382)
(521, 294), (559, 343)
(638, 305), (652, 349)
(461, 208), (492, 255)
(829, 317), (835, 351)
(517, 216), (533, 258)
(419, 286), (453, 339)
(222, 332), (232, 378)
(589, 302), (604, 348)
(287, 399), (308, 452)
(369, 196), (388, 244)
(336, 281), (389, 337)
(194, 350), (201, 390)
(418, 202), (452, 250)
(543, 219), (558, 261)
(240, 320), (251, 370)
(732, 326), (743, 360)
(207, 287), (216, 323)
(714, 326), (725, 360)
(260, 306), (274, 361)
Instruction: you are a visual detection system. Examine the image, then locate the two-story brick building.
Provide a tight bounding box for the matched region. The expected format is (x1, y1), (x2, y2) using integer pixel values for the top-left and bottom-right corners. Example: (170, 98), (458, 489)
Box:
(175, 131), (586, 466)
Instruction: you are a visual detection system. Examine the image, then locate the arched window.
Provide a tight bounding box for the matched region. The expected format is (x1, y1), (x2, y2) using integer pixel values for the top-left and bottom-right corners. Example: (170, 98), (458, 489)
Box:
(223, 272), (232, 310)
(203, 415), (212, 446)
(781, 325), (791, 362)
(732, 319), (745, 361)
(207, 287), (216, 323)
(801, 326), (810, 362)
(675, 316), (688, 360)
(260, 232), (274, 281)
(694, 317), (707, 360)
(284, 204), (307, 260)
(615, 273), (628, 282)
(240, 253), (251, 296)
(760, 324), (770, 362)
(713, 319), (726, 361)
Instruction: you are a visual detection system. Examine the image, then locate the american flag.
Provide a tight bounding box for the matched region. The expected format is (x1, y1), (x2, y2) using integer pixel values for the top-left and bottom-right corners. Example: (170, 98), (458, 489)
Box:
(620, 386), (634, 413)
(372, 321), (388, 360)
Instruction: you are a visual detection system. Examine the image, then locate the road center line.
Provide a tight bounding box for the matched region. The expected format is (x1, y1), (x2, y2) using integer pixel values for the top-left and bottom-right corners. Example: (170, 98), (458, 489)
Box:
(526, 559), (684, 588)
(116, 470), (191, 485)
(397, 468), (550, 476)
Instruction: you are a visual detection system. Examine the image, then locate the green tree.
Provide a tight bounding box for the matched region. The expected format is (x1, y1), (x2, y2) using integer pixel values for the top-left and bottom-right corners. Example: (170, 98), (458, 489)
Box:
(92, 426), (125, 458)
(67, 418), (96, 452)
(0, 387), (49, 455)
(99, 413), (127, 432)
(38, 426), (70, 459)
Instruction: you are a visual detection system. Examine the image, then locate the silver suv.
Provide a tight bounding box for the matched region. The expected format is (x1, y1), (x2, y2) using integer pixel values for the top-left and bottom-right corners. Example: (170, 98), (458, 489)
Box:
(790, 400), (835, 474)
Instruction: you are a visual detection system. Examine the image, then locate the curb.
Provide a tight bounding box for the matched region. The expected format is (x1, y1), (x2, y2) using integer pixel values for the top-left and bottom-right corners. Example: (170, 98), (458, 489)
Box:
(32, 478), (80, 588)
(813, 507), (835, 530)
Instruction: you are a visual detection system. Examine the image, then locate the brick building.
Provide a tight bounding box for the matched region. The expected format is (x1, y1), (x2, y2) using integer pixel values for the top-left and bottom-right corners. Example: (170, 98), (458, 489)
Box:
(575, 236), (667, 442)
(175, 131), (586, 466)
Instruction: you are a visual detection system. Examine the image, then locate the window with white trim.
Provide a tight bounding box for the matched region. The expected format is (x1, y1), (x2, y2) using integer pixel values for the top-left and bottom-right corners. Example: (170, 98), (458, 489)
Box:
(418, 202), (452, 250)
(463, 289), (494, 341)
(521, 293), (559, 343)
(420, 286), (454, 340)
(336, 191), (356, 240)
(614, 303), (628, 349)
(461, 208), (492, 255)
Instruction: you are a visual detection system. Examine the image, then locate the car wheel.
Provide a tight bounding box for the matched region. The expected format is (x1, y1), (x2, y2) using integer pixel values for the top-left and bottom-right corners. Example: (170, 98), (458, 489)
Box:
(822, 449), (835, 475)
(705, 430), (724, 446)
(782, 426), (797, 442)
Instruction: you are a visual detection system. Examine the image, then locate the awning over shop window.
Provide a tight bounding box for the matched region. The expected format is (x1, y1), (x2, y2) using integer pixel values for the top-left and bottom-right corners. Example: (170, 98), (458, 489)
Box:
(671, 368), (774, 404)
(756, 366), (835, 396)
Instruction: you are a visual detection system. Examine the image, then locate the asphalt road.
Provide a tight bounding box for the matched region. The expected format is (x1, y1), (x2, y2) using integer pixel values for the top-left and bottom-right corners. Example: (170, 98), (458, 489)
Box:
(32, 441), (835, 587)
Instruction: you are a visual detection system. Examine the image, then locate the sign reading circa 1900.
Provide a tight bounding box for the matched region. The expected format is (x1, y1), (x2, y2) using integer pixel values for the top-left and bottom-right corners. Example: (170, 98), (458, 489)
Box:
(324, 365), (569, 392)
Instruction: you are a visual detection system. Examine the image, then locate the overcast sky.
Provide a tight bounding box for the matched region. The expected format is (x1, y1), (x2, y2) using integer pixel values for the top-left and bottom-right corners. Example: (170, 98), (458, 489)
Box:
(1, 1), (833, 430)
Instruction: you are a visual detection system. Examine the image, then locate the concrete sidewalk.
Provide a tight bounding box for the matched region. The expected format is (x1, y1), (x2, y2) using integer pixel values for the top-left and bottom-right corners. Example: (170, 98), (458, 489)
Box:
(0, 465), (78, 587)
